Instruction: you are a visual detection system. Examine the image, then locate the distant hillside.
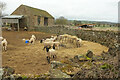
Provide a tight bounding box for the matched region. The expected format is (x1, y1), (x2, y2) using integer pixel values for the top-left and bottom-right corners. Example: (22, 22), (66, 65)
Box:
(68, 20), (118, 25)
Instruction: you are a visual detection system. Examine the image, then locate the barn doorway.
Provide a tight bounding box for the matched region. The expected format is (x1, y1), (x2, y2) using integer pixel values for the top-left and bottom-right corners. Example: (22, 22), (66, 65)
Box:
(44, 17), (48, 26)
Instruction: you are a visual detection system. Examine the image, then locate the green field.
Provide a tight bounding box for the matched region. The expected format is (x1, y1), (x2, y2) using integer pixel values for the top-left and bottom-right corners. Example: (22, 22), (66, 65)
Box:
(92, 26), (118, 31)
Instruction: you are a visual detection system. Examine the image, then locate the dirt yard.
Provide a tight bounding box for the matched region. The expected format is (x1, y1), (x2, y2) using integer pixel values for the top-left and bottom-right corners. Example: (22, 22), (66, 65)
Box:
(2, 31), (108, 75)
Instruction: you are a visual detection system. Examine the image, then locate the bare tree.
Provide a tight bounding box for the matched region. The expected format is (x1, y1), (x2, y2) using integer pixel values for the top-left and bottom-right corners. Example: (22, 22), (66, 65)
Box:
(0, 1), (6, 16)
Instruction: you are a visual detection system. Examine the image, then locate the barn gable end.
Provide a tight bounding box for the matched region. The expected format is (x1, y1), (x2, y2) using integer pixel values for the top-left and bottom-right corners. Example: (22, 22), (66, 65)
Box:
(11, 4), (54, 29)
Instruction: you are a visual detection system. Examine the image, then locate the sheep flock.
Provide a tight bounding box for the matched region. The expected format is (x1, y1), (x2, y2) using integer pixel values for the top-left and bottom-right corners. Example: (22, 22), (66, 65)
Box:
(1, 34), (82, 63)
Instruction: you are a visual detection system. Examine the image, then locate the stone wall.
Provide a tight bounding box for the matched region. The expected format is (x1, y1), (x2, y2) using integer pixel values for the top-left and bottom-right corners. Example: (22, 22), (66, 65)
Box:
(34, 26), (119, 57)
(2, 26), (119, 79)
(48, 18), (54, 26)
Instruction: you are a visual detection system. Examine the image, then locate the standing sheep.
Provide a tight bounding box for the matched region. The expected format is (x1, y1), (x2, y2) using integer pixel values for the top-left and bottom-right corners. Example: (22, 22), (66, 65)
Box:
(29, 37), (35, 44)
(1, 39), (8, 51)
(76, 38), (82, 47)
(0, 37), (4, 42)
(44, 46), (57, 63)
(52, 41), (60, 49)
(31, 35), (36, 40)
(70, 36), (78, 44)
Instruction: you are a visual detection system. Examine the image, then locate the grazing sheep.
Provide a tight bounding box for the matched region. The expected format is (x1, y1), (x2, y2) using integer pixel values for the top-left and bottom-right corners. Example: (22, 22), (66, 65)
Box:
(62, 34), (69, 43)
(40, 39), (45, 43)
(52, 41), (60, 49)
(58, 34), (73, 43)
(43, 35), (60, 50)
(43, 41), (53, 50)
(1, 39), (8, 51)
(76, 38), (82, 47)
(29, 37), (35, 44)
(49, 49), (57, 59)
(43, 35), (57, 42)
(43, 41), (60, 50)
(70, 36), (78, 44)
(45, 46), (57, 63)
(66, 35), (72, 42)
(57, 35), (65, 43)
(45, 38), (54, 42)
(52, 36), (58, 41)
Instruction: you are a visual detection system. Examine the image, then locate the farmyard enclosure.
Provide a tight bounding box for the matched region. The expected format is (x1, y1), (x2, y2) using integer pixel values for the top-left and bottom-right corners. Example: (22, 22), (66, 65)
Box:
(2, 26), (119, 79)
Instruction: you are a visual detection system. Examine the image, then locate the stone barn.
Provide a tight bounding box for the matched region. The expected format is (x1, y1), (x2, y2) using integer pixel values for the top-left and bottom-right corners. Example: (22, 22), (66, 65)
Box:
(2, 4), (54, 31)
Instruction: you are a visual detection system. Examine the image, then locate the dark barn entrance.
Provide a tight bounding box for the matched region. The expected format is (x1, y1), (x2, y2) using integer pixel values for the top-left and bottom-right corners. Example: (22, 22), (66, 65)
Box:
(44, 17), (48, 26)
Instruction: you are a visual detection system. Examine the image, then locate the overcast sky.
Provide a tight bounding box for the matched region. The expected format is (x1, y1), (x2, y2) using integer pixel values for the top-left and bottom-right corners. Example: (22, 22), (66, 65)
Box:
(2, 0), (119, 23)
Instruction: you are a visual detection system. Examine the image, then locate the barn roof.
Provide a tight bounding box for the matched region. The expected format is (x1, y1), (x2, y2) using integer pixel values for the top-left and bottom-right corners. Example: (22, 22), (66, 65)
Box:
(2, 15), (23, 19)
(12, 4), (54, 19)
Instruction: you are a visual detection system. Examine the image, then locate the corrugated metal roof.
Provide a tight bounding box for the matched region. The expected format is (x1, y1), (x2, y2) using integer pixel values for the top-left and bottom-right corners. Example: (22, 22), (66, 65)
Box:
(2, 15), (23, 19)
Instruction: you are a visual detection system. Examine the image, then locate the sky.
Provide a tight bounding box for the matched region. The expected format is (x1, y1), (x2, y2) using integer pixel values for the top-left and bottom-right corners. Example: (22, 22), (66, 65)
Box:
(1, 0), (119, 23)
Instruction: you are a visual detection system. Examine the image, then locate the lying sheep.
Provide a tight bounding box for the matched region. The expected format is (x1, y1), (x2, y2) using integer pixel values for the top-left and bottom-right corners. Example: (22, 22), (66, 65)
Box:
(1, 39), (8, 51)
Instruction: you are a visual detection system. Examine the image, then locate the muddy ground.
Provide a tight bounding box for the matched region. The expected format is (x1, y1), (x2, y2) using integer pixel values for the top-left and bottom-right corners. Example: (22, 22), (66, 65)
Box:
(2, 31), (108, 75)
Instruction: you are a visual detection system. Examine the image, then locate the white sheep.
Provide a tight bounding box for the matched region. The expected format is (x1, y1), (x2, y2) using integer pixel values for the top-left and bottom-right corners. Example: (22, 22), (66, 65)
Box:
(0, 37), (4, 41)
(29, 37), (35, 44)
(48, 48), (57, 59)
(31, 35), (36, 40)
(76, 38), (82, 47)
(58, 34), (73, 43)
(52, 41), (60, 49)
(62, 34), (69, 43)
(1, 39), (8, 51)
(43, 41), (53, 50)
(45, 46), (57, 63)
(57, 35), (65, 43)
(45, 38), (54, 42)
(70, 36), (78, 44)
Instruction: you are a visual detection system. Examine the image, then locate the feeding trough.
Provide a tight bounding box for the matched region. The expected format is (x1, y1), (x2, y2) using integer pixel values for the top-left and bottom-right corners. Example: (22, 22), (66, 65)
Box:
(25, 40), (29, 44)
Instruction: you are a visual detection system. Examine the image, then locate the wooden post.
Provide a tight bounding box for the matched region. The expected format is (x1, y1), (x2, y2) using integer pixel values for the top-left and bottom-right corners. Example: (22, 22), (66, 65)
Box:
(18, 19), (19, 31)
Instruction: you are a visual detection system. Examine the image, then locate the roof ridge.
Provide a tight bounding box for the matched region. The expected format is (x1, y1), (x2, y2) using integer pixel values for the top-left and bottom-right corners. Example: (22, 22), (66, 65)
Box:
(21, 4), (45, 11)
(20, 4), (54, 18)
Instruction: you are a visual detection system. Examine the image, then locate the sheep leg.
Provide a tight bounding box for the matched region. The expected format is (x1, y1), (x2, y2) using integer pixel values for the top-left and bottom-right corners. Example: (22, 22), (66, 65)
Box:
(5, 46), (7, 51)
(58, 45), (60, 49)
(2, 46), (4, 51)
(52, 54), (57, 59)
(54, 55), (57, 59)
(43, 47), (45, 50)
(32, 40), (35, 44)
(46, 56), (50, 63)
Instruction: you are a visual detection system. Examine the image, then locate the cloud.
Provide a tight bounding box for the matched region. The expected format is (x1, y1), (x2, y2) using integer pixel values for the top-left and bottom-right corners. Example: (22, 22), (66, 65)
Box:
(2, 0), (119, 22)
